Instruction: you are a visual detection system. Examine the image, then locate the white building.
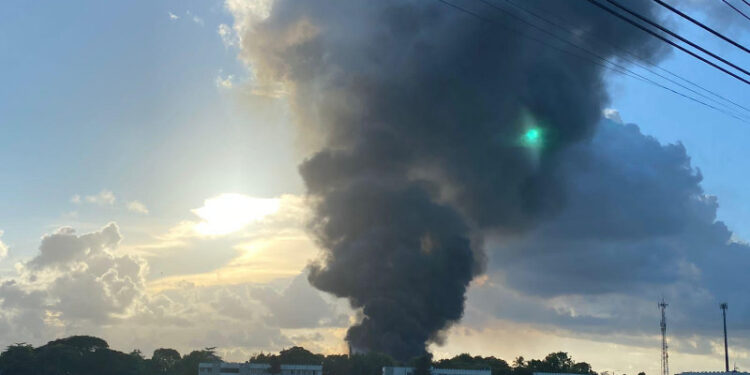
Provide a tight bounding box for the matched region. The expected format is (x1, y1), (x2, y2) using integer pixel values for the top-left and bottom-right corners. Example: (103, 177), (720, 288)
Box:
(383, 366), (491, 375)
(199, 362), (323, 375)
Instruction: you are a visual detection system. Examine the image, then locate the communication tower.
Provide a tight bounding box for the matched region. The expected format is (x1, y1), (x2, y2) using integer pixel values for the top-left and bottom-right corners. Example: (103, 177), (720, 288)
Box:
(659, 299), (669, 375)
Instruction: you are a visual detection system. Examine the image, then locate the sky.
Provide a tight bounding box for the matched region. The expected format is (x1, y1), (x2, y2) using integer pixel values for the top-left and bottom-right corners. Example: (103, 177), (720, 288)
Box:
(1, 0), (750, 374)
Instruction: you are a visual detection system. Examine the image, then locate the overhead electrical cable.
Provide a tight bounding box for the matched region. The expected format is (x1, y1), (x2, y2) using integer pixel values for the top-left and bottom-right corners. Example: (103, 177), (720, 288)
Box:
(585, 0), (750, 86)
(603, 0), (750, 77)
(722, 0), (750, 22)
(498, 0), (750, 118)
(434, 0), (750, 123)
(651, 0), (750, 54)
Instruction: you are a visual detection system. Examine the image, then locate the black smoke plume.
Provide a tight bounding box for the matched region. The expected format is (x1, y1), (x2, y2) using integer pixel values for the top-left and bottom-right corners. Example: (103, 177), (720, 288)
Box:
(244, 0), (666, 360)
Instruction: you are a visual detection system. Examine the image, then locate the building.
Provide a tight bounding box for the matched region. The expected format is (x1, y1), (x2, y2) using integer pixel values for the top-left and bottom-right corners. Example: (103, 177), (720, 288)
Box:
(383, 366), (491, 375)
(678, 372), (750, 375)
(199, 362), (323, 375)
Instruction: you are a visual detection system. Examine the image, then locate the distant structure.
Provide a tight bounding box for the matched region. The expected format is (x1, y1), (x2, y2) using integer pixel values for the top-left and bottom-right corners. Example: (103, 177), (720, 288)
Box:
(660, 299), (669, 375)
(199, 362), (323, 375)
(721, 303), (729, 372)
(382, 366), (490, 375)
(677, 372), (750, 375)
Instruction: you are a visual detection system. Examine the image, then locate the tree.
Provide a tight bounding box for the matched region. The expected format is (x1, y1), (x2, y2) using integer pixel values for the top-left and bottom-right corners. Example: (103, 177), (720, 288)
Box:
(349, 352), (396, 375)
(269, 356), (282, 374)
(436, 353), (511, 375)
(153, 348), (182, 373)
(45, 335), (109, 352)
(279, 347), (323, 365)
(174, 348), (221, 375)
(412, 353), (433, 375)
(0, 343), (37, 375)
(323, 354), (352, 375)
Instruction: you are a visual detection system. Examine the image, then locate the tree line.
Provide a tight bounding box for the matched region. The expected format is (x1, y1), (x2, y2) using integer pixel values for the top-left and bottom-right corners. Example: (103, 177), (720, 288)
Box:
(0, 335), (608, 375)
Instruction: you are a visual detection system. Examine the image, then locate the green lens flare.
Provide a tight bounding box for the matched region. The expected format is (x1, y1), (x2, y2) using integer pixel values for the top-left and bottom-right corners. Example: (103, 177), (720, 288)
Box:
(521, 127), (543, 147)
(524, 128), (540, 142)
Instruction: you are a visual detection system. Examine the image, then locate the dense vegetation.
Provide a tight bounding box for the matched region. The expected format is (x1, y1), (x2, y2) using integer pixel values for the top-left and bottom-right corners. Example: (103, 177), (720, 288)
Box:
(0, 335), (603, 375)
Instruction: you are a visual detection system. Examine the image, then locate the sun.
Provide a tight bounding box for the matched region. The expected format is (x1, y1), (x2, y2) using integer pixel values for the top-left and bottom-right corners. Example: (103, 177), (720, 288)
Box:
(193, 194), (281, 236)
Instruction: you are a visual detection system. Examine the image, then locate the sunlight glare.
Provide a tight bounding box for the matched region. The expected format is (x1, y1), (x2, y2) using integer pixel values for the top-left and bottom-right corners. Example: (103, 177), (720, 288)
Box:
(193, 193), (281, 236)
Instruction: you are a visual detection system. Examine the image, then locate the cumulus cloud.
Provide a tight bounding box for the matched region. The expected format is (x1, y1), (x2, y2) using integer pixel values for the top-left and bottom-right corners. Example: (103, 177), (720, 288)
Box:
(252, 272), (349, 329)
(602, 108), (623, 124)
(0, 223), (147, 344)
(186, 10), (204, 26)
(218, 23), (239, 47)
(467, 119), (750, 355)
(0, 230), (8, 260)
(28, 223), (122, 270)
(215, 74), (235, 89)
(127, 200), (149, 215)
(83, 190), (116, 206)
(0, 216), (346, 360)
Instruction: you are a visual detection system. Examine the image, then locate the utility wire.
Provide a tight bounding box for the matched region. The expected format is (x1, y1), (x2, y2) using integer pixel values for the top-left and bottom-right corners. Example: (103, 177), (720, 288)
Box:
(500, 0), (750, 118)
(723, 0), (750, 22)
(434, 0), (750, 123)
(743, 0), (750, 8)
(586, 0), (750, 85)
(474, 0), (750, 120)
(651, 0), (750, 54)
(604, 0), (750, 77)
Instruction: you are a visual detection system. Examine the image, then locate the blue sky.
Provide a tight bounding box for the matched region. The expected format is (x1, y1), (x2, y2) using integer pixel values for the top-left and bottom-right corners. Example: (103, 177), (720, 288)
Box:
(1, 0), (750, 372)
(1, 0), (300, 253)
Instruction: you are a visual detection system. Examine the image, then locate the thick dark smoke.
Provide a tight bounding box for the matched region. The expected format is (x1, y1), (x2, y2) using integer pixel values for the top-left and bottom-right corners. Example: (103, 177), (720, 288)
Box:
(243, 0), (667, 360)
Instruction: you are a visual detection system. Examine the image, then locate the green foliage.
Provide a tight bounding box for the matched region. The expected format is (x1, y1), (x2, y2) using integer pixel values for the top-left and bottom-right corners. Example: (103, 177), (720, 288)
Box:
(436, 353), (511, 375)
(412, 353), (433, 375)
(522, 352), (596, 375)
(152, 348), (182, 374)
(0, 335), (597, 375)
(349, 352), (396, 375)
(173, 348), (222, 375)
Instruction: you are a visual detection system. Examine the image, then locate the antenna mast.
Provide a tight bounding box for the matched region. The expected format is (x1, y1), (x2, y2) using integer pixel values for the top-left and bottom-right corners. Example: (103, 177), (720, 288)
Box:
(721, 303), (729, 372)
(660, 299), (669, 375)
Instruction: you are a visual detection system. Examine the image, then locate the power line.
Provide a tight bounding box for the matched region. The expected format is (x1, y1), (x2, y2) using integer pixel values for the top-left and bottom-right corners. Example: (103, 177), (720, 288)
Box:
(651, 0), (750, 54)
(500, 0), (750, 118)
(723, 0), (750, 22)
(743, 0), (750, 9)
(603, 0), (750, 77)
(434, 0), (750, 123)
(474, 0), (750, 120)
(585, 0), (750, 86)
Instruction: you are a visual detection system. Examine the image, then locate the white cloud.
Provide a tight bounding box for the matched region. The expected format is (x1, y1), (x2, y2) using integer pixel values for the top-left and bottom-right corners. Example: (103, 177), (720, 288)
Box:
(224, 0), (274, 38)
(191, 194), (280, 236)
(0, 230), (8, 260)
(168, 11), (180, 20)
(0, 214), (347, 361)
(127, 201), (149, 215)
(215, 74), (235, 89)
(70, 194), (81, 204)
(186, 10), (204, 26)
(84, 190), (116, 206)
(28, 223), (122, 270)
(602, 108), (623, 124)
(218, 23), (239, 47)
